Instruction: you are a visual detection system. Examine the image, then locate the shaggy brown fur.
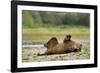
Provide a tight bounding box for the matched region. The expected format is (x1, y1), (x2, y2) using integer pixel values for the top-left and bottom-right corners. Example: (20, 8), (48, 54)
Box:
(39, 35), (82, 55)
(44, 37), (58, 49)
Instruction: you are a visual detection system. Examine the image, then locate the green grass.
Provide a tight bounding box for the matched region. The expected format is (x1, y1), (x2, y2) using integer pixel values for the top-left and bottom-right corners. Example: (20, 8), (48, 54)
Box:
(22, 25), (89, 42)
(23, 25), (89, 35)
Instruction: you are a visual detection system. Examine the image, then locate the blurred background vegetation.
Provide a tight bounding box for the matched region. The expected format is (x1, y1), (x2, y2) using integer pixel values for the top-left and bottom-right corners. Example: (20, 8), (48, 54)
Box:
(22, 10), (90, 42)
(22, 10), (90, 28)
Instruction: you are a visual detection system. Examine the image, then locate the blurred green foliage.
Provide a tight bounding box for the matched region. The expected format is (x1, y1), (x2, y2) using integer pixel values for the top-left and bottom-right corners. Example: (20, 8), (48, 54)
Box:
(22, 10), (90, 28)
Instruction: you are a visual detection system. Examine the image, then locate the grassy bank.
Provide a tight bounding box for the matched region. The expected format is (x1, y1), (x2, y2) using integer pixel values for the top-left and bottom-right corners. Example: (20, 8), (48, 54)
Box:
(23, 25), (89, 35)
(22, 25), (90, 42)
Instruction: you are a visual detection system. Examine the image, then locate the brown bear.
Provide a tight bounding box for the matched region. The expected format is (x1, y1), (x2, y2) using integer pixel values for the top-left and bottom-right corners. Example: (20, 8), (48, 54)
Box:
(39, 35), (82, 55)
